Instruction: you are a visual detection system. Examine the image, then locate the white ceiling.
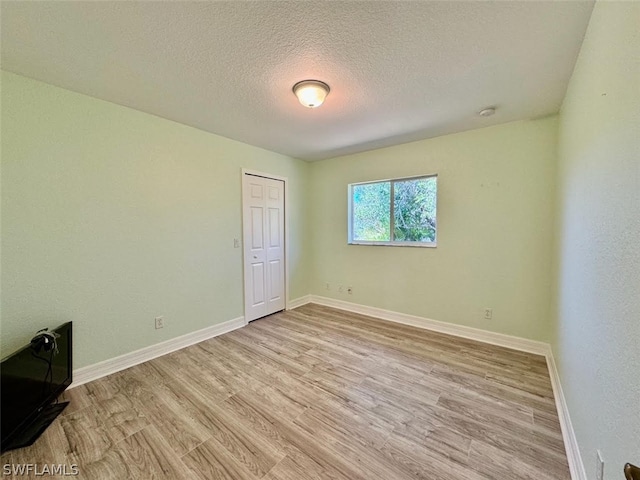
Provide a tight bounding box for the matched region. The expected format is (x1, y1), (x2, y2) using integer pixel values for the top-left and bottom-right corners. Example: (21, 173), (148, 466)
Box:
(1, 1), (594, 161)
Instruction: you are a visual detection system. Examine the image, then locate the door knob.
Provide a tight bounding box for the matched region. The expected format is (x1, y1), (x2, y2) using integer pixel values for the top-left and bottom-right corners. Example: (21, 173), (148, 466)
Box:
(253, 255), (258, 259)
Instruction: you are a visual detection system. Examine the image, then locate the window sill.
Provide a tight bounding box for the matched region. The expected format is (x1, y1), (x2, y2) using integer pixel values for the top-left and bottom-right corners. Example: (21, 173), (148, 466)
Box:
(348, 241), (437, 248)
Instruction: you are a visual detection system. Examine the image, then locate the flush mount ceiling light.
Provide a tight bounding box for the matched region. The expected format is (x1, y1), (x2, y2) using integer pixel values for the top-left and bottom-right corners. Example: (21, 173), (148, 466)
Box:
(478, 107), (496, 117)
(293, 80), (330, 108)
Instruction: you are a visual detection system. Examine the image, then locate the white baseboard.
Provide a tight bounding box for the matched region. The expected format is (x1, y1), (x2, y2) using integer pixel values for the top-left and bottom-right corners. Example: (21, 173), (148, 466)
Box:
(546, 353), (587, 480)
(294, 295), (550, 356)
(288, 294), (585, 480)
(287, 295), (311, 310)
(71, 316), (246, 388)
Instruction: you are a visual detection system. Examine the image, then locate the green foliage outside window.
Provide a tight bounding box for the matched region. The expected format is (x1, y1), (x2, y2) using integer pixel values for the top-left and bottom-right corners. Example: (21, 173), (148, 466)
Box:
(393, 177), (437, 242)
(352, 182), (391, 241)
(351, 176), (437, 244)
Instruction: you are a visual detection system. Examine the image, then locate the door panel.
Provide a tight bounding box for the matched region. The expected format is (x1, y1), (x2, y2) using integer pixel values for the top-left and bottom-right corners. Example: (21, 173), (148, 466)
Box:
(268, 259), (282, 301)
(250, 207), (264, 249)
(268, 208), (280, 247)
(251, 263), (265, 306)
(250, 183), (263, 198)
(243, 173), (285, 322)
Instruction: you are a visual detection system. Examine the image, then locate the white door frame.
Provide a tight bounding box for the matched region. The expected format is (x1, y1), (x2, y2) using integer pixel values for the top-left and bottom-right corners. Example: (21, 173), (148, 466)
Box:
(241, 168), (290, 321)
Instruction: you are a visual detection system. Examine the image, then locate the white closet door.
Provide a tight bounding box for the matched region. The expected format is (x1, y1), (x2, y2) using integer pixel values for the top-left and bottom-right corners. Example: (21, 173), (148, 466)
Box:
(243, 174), (285, 322)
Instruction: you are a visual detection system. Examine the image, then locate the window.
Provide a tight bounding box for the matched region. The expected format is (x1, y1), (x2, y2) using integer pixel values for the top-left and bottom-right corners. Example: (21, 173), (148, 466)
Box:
(348, 175), (437, 246)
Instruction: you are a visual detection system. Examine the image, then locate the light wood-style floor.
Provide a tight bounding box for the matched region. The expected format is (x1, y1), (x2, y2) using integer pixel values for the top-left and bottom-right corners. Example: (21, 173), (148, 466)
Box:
(1, 304), (571, 479)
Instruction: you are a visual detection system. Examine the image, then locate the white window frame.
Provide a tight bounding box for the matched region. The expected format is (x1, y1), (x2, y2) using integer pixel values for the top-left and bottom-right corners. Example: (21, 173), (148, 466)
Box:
(348, 174), (437, 248)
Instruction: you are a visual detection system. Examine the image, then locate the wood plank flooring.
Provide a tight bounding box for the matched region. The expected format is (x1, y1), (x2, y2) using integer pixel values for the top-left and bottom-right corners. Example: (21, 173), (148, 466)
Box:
(0, 304), (571, 479)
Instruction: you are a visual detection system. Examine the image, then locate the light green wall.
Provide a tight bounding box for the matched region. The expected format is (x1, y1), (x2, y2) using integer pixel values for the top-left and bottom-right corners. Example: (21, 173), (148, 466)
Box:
(308, 117), (558, 342)
(3, 13), (638, 476)
(0, 71), (310, 368)
(553, 2), (640, 477)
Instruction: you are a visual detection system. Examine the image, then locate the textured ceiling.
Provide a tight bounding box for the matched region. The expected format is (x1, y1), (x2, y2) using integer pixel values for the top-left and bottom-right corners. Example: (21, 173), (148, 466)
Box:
(1, 1), (594, 161)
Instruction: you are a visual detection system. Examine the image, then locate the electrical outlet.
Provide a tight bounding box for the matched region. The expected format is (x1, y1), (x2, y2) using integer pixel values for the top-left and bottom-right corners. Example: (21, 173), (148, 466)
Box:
(596, 450), (604, 480)
(347, 286), (353, 295)
(233, 238), (240, 248)
(325, 282), (330, 291)
(338, 285), (344, 293)
(155, 316), (164, 329)
(484, 308), (493, 320)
